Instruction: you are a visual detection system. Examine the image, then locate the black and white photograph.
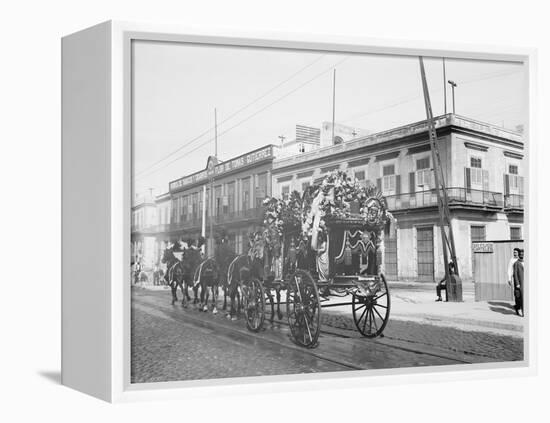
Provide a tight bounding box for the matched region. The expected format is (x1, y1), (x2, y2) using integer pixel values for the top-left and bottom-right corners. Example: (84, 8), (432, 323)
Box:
(129, 40), (527, 384)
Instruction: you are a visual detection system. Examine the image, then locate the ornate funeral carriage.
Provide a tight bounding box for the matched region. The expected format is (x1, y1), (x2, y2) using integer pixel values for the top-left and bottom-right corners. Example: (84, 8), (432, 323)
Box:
(229, 171), (393, 348)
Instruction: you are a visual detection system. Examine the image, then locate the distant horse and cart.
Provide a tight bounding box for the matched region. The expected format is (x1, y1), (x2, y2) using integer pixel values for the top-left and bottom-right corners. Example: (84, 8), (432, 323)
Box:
(160, 170), (393, 348)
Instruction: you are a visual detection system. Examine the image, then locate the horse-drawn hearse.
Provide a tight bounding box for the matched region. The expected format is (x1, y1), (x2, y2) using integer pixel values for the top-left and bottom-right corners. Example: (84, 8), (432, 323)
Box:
(227, 170), (393, 348)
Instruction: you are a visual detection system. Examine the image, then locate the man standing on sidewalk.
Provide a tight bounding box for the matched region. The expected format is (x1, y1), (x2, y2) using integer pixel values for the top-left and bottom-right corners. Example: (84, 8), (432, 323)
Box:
(513, 249), (524, 317)
(507, 248), (520, 287)
(436, 262), (460, 302)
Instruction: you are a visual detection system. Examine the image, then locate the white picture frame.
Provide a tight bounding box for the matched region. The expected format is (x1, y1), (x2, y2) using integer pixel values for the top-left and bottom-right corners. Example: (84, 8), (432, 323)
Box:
(61, 20), (537, 403)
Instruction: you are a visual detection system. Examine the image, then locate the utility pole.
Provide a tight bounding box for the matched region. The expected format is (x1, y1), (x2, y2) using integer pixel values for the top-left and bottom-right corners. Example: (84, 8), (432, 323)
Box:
(443, 58), (447, 114)
(214, 108), (218, 158)
(419, 57), (462, 302)
(208, 108), (218, 257)
(278, 135), (286, 146)
(331, 69), (336, 144)
(448, 80), (457, 114)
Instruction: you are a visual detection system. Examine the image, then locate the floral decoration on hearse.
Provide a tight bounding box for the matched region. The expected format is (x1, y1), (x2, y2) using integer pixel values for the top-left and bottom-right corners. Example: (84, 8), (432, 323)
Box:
(261, 170), (394, 245)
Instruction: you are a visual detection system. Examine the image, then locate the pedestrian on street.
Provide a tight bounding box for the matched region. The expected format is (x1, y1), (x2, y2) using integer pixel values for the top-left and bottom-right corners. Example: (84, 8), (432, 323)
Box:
(507, 247), (520, 287)
(153, 262), (160, 286)
(134, 260), (142, 285)
(435, 262), (460, 302)
(513, 249), (524, 317)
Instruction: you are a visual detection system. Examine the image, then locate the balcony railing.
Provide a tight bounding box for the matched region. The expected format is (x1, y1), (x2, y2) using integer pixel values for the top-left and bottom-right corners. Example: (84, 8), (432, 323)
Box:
(214, 207), (264, 224)
(504, 194), (524, 210)
(385, 188), (505, 211)
(166, 208), (264, 232)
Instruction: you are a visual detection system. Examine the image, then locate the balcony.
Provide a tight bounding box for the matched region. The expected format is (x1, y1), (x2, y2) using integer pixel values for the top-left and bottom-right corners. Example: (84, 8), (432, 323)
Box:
(170, 218), (202, 232)
(504, 194), (524, 211)
(131, 224), (163, 235)
(166, 208), (264, 232)
(385, 187), (505, 212)
(213, 207), (264, 225)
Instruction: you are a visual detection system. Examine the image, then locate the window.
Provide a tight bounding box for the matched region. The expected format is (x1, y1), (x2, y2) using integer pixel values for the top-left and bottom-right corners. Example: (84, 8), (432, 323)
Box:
(192, 192), (198, 219)
(301, 181), (310, 192)
(299, 143), (305, 153)
(470, 156), (483, 187)
(509, 174), (519, 190)
(504, 164), (520, 193)
(471, 225), (486, 242)
(214, 185), (222, 216)
(470, 157), (482, 168)
(510, 227), (522, 240)
(383, 164), (395, 176)
(282, 185), (290, 200)
(227, 182), (235, 213)
(416, 157), (431, 189)
(198, 190), (203, 218)
(182, 196), (187, 221)
(354, 170), (365, 181)
(382, 164), (396, 194)
(242, 177), (250, 210)
(256, 173), (268, 206)
(417, 157), (430, 169)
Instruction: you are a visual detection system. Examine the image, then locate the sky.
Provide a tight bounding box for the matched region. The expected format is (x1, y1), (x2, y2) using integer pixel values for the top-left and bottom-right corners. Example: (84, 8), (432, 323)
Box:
(132, 40), (526, 198)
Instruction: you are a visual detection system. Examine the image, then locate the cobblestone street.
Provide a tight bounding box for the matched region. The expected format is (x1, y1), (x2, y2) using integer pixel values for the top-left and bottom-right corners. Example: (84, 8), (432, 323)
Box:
(131, 287), (524, 383)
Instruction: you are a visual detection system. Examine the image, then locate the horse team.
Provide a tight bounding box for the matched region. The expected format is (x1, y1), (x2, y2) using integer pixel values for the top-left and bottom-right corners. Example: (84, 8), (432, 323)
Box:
(160, 234), (285, 321)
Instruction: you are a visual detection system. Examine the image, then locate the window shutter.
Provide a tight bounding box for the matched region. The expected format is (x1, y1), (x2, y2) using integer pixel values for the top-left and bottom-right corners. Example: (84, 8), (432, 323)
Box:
(518, 176), (524, 195)
(504, 174), (510, 195)
(409, 172), (415, 193)
(376, 178), (382, 191)
(465, 167), (471, 192)
(396, 175), (401, 195)
(482, 169), (489, 191)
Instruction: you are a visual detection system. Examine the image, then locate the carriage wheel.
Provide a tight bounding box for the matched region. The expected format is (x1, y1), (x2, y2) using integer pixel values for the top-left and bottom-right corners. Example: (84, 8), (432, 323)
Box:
(352, 273), (391, 338)
(286, 270), (320, 348)
(240, 278), (265, 332)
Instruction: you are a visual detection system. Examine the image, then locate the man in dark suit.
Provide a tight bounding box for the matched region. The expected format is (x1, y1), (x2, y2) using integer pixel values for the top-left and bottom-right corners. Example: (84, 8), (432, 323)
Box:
(513, 249), (524, 316)
(436, 262), (460, 302)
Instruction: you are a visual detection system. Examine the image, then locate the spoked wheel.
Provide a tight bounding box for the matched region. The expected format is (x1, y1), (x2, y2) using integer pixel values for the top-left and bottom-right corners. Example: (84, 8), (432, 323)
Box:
(240, 278), (265, 332)
(286, 270), (321, 348)
(352, 273), (391, 338)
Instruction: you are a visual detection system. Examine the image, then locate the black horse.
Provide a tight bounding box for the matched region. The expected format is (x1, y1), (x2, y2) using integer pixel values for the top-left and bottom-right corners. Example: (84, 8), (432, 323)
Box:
(161, 247), (188, 306)
(226, 250), (284, 323)
(193, 257), (220, 313)
(214, 239), (237, 314)
(180, 245), (202, 305)
(225, 255), (249, 319)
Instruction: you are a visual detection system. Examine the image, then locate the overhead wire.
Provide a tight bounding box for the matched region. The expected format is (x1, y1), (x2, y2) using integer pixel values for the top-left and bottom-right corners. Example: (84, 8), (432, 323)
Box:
(341, 69), (523, 125)
(136, 56), (349, 180)
(135, 54), (327, 177)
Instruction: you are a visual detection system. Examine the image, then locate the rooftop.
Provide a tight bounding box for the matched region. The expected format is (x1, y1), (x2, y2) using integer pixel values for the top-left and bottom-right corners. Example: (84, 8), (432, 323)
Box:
(273, 114), (523, 171)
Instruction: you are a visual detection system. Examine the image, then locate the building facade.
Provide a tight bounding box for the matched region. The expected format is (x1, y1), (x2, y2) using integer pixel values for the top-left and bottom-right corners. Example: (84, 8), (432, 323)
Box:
(131, 192), (158, 269)
(167, 144), (277, 255)
(271, 114), (524, 282)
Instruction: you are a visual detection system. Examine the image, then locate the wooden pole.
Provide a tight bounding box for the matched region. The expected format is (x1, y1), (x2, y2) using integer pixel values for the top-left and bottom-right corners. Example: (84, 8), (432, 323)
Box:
(331, 69), (336, 144)
(443, 58), (447, 114)
(214, 108), (218, 158)
(419, 57), (461, 301)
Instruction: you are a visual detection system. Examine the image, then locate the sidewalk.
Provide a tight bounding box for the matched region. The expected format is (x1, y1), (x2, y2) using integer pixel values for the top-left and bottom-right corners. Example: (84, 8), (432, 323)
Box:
(384, 281), (524, 336)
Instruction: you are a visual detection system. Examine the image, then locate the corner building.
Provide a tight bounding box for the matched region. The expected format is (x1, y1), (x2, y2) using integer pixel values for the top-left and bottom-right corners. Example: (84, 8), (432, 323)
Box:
(167, 145), (276, 254)
(271, 114), (524, 283)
